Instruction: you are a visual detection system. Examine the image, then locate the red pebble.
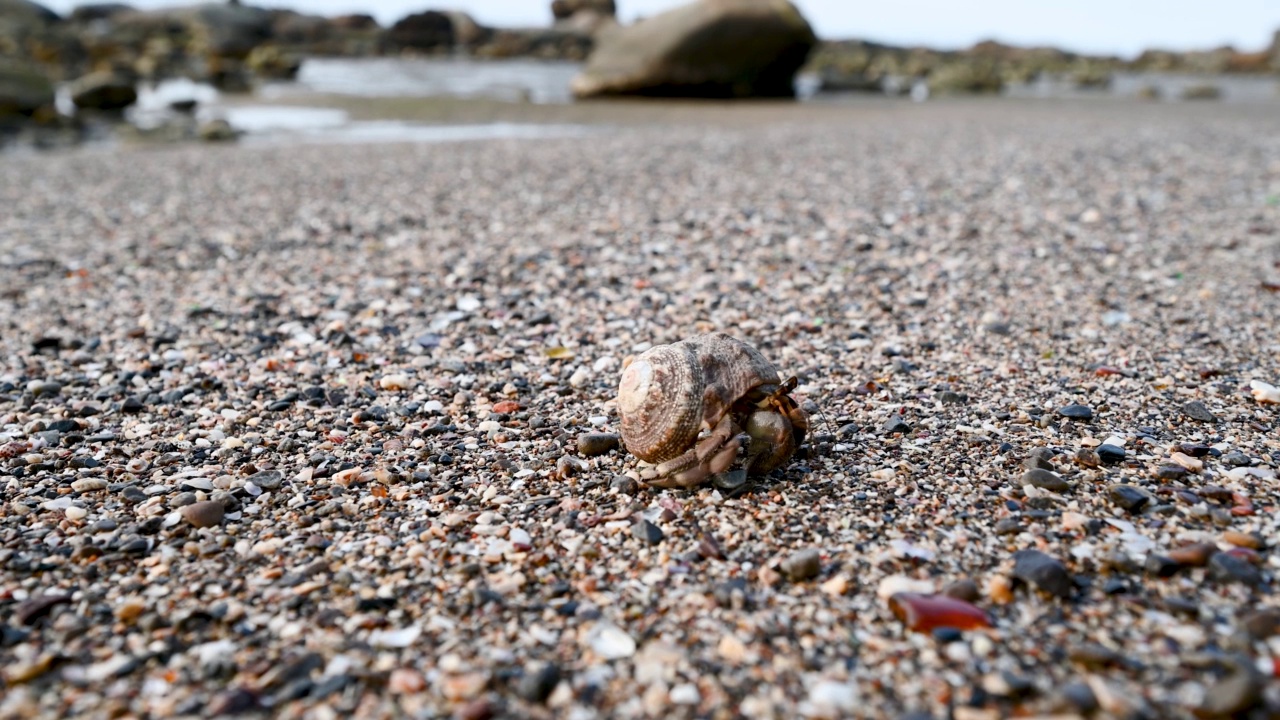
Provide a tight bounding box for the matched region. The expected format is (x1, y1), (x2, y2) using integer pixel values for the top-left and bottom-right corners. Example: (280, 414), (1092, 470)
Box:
(1094, 366), (1123, 376)
(889, 593), (993, 633)
(492, 400), (519, 414)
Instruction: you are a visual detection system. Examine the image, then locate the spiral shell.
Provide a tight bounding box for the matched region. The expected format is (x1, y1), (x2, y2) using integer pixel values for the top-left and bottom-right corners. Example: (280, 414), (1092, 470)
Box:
(618, 333), (781, 463)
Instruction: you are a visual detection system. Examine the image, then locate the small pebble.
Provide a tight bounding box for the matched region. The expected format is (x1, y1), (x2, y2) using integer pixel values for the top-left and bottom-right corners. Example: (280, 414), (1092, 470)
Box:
(1181, 400), (1217, 423)
(1208, 552), (1262, 587)
(1012, 549), (1072, 598)
(1057, 404), (1093, 421)
(632, 519), (663, 545)
(781, 548), (821, 581)
(1020, 468), (1069, 492)
(577, 433), (620, 457)
(180, 501), (225, 528)
(1107, 484), (1151, 513)
(1096, 444), (1126, 464)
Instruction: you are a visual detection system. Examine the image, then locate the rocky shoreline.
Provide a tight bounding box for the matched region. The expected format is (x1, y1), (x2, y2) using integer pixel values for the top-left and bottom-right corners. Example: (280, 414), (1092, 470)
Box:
(1, 99), (1278, 718)
(5, 0), (1280, 149)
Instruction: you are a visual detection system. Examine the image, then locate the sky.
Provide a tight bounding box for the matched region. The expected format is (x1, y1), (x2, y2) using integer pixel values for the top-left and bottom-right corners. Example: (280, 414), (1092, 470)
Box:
(40, 0), (1280, 58)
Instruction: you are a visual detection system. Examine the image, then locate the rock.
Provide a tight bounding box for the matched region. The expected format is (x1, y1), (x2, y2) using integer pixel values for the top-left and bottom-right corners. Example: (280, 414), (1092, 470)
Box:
(585, 622), (635, 659)
(994, 517), (1022, 535)
(1107, 484), (1151, 513)
(1096, 444), (1126, 464)
(572, 0), (817, 99)
(1181, 400), (1217, 422)
(206, 687), (259, 716)
(15, 593), (72, 625)
(68, 3), (133, 23)
(516, 663), (561, 704)
(1166, 542), (1217, 568)
(444, 11), (490, 47)
(1057, 404), (1093, 421)
(888, 593), (992, 633)
(1074, 448), (1100, 467)
(385, 10), (454, 52)
(1208, 552), (1262, 587)
(190, 2), (274, 57)
(551, 0), (615, 21)
(1222, 450), (1251, 466)
(198, 118), (238, 142)
(68, 69), (137, 111)
(1249, 379), (1280, 404)
(1023, 448), (1056, 471)
(577, 432), (619, 456)
(246, 469), (282, 490)
(781, 547), (821, 581)
(632, 519), (663, 544)
(942, 578), (981, 603)
(0, 0), (59, 25)
(610, 474), (639, 493)
(1240, 607), (1280, 639)
(1020, 468), (1069, 492)
(1012, 549), (1072, 598)
(1197, 656), (1264, 717)
(0, 60), (55, 119)
(1144, 554), (1181, 578)
(180, 500), (225, 528)
(881, 415), (912, 434)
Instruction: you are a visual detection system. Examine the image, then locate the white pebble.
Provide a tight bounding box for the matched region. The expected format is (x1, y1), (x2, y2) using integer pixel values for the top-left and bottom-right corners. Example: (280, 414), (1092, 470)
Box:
(1250, 380), (1280, 404)
(379, 373), (412, 391)
(807, 680), (858, 714)
(586, 622), (636, 660)
(669, 684), (700, 705)
(876, 575), (935, 600)
(64, 506), (87, 521)
(370, 625), (421, 649)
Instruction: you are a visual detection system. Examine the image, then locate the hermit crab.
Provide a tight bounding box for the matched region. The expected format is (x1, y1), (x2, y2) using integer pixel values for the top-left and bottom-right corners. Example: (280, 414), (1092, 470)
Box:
(617, 333), (808, 489)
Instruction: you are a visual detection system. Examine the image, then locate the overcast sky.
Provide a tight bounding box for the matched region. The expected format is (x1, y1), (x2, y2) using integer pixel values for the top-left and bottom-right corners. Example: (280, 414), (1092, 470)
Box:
(41, 0), (1280, 57)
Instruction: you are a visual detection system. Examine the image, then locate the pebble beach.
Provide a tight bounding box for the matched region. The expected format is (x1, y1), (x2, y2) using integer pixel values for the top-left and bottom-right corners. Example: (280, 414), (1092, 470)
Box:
(1, 98), (1279, 719)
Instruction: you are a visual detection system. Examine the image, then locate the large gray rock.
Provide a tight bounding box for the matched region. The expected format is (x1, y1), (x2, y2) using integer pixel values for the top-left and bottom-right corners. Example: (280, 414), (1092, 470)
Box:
(0, 60), (55, 118)
(551, 0), (615, 21)
(384, 10), (454, 52)
(69, 69), (137, 111)
(189, 3), (273, 57)
(572, 0), (817, 99)
(0, 0), (60, 25)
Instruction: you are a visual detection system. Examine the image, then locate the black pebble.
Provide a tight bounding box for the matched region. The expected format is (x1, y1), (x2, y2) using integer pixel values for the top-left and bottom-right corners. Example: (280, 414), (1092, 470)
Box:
(1012, 549), (1073, 598)
(1057, 404), (1094, 421)
(632, 519), (663, 545)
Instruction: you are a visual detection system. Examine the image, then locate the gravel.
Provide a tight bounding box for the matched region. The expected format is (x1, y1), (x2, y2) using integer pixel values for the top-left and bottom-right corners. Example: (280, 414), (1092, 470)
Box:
(0, 98), (1277, 718)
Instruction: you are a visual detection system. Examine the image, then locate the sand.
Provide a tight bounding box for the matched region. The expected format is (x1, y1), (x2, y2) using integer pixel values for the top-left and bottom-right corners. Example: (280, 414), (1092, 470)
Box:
(1, 98), (1278, 719)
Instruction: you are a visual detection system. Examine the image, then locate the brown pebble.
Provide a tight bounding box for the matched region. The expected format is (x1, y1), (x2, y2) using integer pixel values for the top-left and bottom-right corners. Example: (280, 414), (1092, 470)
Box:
(1223, 531), (1263, 550)
(577, 432), (620, 457)
(942, 578), (981, 603)
(1074, 448), (1100, 468)
(15, 594), (72, 626)
(181, 501), (225, 528)
(889, 593), (992, 633)
(453, 698), (496, 720)
(781, 548), (821, 582)
(389, 668), (426, 694)
(1166, 543), (1217, 568)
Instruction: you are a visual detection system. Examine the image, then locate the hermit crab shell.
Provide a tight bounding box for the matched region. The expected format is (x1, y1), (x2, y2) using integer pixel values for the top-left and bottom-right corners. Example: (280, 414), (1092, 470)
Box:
(618, 333), (781, 464)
